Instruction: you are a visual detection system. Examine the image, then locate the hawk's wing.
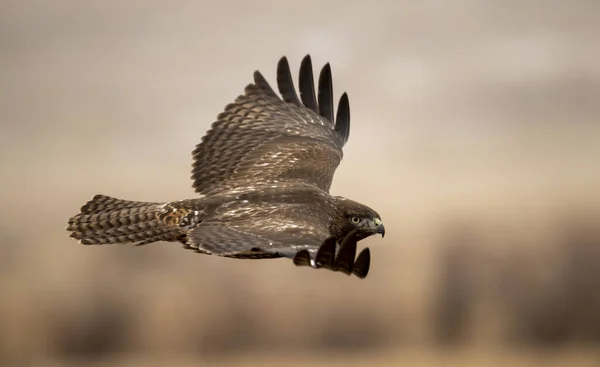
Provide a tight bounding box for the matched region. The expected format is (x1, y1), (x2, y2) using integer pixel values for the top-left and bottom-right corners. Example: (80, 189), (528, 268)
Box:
(187, 199), (332, 257)
(188, 221), (370, 278)
(191, 55), (351, 195)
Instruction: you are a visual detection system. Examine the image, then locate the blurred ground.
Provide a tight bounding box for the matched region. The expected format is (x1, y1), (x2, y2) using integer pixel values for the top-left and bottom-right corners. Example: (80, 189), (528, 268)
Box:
(1, 1), (599, 366)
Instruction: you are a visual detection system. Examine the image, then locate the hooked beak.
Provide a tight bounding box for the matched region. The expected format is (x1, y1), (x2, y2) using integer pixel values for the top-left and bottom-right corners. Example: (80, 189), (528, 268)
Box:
(371, 218), (385, 238)
(377, 223), (385, 238)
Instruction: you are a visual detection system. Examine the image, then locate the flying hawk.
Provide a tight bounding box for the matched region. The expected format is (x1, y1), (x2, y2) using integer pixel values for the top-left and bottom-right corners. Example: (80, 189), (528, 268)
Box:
(67, 55), (384, 279)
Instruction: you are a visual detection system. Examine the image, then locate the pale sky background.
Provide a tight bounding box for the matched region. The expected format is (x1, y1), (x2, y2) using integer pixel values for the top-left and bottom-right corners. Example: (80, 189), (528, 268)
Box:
(1, 1), (599, 365)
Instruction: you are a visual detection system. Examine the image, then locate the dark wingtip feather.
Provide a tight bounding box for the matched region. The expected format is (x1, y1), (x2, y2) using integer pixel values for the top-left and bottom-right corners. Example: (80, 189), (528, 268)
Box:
(299, 55), (318, 113)
(334, 232), (358, 276)
(315, 237), (337, 267)
(352, 248), (370, 279)
(293, 249), (312, 267)
(335, 92), (350, 144)
(277, 56), (301, 105)
(253, 70), (277, 98)
(318, 63), (334, 124)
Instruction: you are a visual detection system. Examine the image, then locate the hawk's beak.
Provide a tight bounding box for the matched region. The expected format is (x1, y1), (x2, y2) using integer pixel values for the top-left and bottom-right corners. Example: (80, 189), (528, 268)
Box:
(377, 223), (385, 238)
(372, 218), (385, 238)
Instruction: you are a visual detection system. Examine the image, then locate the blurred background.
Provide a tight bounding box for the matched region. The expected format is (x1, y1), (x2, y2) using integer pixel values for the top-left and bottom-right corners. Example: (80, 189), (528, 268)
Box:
(1, 1), (599, 366)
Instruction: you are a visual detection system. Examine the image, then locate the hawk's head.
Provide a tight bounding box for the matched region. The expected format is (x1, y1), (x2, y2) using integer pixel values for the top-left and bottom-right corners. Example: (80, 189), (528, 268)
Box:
(330, 197), (385, 242)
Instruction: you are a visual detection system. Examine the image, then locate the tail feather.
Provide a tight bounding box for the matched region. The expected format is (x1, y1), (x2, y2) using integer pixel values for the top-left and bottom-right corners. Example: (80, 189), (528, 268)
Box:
(67, 195), (183, 245)
(79, 194), (162, 214)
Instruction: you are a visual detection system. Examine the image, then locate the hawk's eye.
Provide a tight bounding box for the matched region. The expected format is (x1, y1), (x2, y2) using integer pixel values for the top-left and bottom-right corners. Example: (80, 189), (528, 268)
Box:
(350, 216), (361, 225)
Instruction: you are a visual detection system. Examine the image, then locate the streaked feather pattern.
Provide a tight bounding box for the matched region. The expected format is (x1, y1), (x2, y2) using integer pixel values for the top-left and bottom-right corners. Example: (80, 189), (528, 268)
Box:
(67, 55), (380, 279)
(67, 195), (181, 245)
(190, 55), (349, 196)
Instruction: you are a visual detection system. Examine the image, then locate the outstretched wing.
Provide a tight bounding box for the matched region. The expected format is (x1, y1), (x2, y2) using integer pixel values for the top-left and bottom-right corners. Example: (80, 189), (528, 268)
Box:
(187, 214), (370, 279)
(191, 55), (351, 196)
(186, 198), (332, 257)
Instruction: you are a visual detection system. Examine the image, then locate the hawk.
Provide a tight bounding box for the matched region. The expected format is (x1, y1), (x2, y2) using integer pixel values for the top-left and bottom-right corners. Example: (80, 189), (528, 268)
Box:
(67, 55), (385, 279)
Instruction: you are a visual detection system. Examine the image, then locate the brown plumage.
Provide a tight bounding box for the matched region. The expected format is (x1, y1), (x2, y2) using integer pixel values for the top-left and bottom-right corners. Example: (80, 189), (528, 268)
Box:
(67, 55), (384, 279)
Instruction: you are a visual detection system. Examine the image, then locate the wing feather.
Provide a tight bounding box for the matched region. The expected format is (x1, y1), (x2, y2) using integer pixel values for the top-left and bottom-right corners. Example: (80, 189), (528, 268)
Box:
(299, 55), (318, 114)
(335, 92), (351, 144)
(293, 234), (371, 279)
(318, 63), (334, 124)
(188, 218), (330, 257)
(191, 55), (351, 195)
(253, 70), (279, 100)
(276, 57), (301, 105)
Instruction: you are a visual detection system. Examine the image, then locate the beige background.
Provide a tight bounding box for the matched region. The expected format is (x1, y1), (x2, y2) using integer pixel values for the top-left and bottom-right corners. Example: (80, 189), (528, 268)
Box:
(1, 1), (599, 366)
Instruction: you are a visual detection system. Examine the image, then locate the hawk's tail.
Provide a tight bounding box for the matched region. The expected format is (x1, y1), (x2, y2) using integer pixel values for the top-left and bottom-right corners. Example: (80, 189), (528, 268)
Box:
(67, 195), (183, 246)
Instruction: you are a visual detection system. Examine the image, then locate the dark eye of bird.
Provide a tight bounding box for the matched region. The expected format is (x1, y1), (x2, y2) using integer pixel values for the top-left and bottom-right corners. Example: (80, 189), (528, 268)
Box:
(350, 216), (361, 224)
